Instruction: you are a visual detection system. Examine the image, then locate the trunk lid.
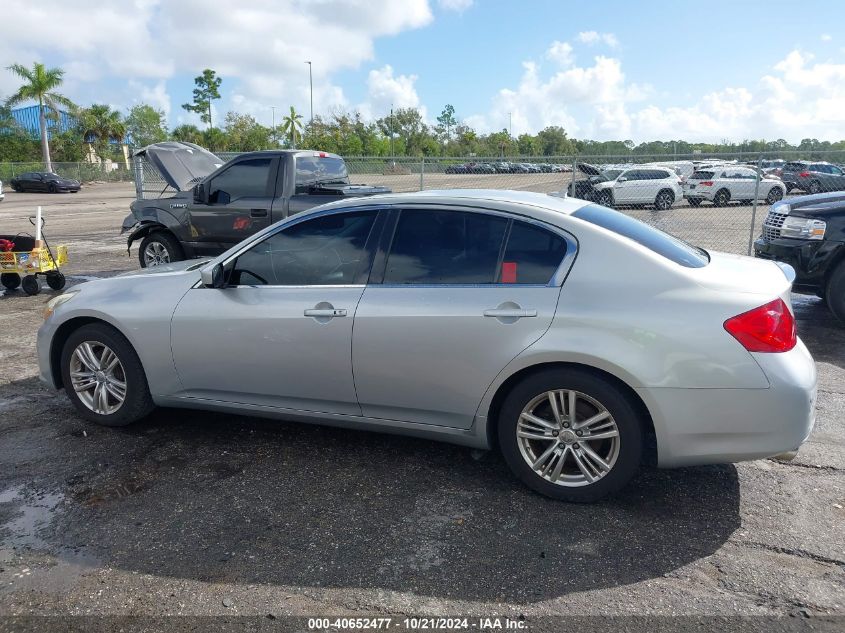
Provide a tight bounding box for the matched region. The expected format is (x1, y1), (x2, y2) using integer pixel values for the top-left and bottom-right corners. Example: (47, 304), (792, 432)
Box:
(690, 250), (794, 306)
(134, 142), (224, 191)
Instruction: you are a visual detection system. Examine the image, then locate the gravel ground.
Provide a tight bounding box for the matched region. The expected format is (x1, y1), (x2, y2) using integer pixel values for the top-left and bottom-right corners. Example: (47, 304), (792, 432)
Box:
(0, 184), (842, 626)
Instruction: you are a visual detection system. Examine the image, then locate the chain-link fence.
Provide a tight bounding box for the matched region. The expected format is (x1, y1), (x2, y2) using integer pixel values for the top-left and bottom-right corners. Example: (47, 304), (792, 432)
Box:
(129, 149), (845, 257)
(0, 161), (134, 185)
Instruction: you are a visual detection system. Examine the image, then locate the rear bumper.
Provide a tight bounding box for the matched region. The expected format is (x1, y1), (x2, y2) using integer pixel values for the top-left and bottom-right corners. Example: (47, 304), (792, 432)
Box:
(640, 339), (817, 468)
(683, 189), (714, 201)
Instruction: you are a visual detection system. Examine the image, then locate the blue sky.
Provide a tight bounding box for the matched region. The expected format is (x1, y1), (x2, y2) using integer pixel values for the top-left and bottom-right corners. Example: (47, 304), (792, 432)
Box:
(2, 0), (844, 142)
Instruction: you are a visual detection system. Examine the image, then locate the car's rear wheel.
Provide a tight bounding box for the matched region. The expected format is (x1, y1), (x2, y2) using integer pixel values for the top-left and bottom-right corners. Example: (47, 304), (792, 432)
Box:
(498, 368), (643, 502)
(714, 189), (731, 207)
(809, 180), (822, 195)
(826, 263), (845, 324)
(654, 189), (674, 210)
(766, 188), (784, 205)
(139, 232), (184, 268)
(11, 183), (21, 192)
(60, 323), (155, 426)
(48, 182), (57, 193)
(687, 198), (702, 207)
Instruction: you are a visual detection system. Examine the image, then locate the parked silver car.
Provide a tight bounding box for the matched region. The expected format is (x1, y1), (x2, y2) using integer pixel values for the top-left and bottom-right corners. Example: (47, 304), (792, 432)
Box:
(37, 190), (817, 502)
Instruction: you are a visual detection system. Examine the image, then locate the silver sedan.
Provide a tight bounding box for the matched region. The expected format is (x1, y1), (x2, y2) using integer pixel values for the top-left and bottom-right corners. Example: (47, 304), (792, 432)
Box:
(37, 190), (817, 502)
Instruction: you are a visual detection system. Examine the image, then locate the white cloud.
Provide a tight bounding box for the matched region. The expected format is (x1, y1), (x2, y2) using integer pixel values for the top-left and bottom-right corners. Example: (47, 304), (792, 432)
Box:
(358, 65), (425, 121)
(546, 41), (574, 67)
(821, 34), (832, 41)
(467, 42), (845, 143)
(0, 0), (433, 127)
(576, 31), (619, 48)
(438, 0), (473, 11)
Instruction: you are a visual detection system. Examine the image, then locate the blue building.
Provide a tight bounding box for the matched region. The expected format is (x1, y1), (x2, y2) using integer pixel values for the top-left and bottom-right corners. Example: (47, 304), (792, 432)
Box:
(9, 105), (77, 139)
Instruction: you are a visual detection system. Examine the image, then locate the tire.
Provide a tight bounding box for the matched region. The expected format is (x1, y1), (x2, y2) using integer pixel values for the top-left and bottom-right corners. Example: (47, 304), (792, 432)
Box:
(46, 271), (66, 290)
(48, 182), (57, 193)
(1, 273), (21, 290)
(597, 190), (613, 208)
(654, 189), (674, 211)
(826, 263), (845, 324)
(11, 183), (21, 192)
(687, 198), (702, 207)
(138, 232), (184, 268)
(809, 180), (822, 195)
(60, 323), (155, 427)
(21, 275), (40, 295)
(497, 368), (644, 503)
(714, 189), (731, 207)
(766, 188), (784, 205)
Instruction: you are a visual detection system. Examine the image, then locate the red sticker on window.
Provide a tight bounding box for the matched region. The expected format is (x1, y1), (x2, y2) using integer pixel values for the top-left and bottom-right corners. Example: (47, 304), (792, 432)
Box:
(501, 262), (517, 283)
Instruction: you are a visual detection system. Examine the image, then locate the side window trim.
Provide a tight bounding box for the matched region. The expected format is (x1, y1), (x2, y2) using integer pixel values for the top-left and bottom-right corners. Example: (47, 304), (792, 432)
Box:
(370, 205), (578, 288)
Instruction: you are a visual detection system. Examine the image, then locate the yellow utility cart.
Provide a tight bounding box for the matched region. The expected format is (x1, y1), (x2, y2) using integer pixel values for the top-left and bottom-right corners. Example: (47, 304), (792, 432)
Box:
(0, 211), (68, 295)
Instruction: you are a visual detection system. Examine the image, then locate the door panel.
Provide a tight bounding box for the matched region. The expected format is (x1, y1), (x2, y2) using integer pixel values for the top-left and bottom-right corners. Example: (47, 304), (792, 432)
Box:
(352, 286), (561, 428)
(171, 286), (364, 415)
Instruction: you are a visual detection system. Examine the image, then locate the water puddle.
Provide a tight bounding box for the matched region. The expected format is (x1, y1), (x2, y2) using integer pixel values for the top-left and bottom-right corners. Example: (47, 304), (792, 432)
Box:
(0, 484), (64, 559)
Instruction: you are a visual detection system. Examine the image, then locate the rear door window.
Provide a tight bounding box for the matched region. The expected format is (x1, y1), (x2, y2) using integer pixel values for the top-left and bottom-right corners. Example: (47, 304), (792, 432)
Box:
(384, 210), (508, 284)
(690, 171), (714, 180)
(572, 204), (709, 268)
(499, 221), (568, 284)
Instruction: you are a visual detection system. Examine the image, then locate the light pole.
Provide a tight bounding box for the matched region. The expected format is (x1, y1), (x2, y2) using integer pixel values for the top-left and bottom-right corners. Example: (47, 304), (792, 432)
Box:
(271, 106), (278, 147)
(509, 112), (512, 138)
(390, 104), (395, 158)
(305, 61), (313, 125)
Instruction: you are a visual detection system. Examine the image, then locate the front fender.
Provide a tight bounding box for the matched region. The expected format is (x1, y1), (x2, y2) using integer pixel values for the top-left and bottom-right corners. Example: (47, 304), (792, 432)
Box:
(123, 220), (166, 249)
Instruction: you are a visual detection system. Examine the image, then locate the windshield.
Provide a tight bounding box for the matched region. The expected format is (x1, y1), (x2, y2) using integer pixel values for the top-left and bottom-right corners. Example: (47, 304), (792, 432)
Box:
(600, 169), (624, 180)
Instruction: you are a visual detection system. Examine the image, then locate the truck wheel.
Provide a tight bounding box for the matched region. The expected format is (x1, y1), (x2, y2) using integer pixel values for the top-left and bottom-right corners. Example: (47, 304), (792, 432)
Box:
(826, 263), (845, 324)
(1, 273), (21, 290)
(139, 232), (184, 268)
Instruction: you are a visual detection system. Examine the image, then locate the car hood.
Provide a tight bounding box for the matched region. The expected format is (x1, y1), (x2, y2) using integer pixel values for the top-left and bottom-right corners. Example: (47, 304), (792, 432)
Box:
(577, 163), (602, 176)
(117, 258), (210, 278)
(134, 141), (224, 191)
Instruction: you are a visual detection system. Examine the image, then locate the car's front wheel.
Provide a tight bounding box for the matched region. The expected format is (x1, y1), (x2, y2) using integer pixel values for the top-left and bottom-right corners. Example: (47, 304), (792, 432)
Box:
(60, 323), (155, 426)
(139, 232), (184, 268)
(826, 262), (845, 324)
(597, 190), (613, 208)
(498, 368), (643, 502)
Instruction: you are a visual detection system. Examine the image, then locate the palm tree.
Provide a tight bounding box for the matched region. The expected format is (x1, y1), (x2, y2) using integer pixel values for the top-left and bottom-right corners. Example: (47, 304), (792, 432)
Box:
(280, 106), (303, 149)
(79, 104), (126, 161)
(5, 62), (75, 172)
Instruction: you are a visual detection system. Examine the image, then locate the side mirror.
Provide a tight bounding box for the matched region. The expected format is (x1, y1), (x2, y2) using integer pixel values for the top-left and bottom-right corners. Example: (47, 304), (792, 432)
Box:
(200, 263), (226, 289)
(193, 182), (207, 204)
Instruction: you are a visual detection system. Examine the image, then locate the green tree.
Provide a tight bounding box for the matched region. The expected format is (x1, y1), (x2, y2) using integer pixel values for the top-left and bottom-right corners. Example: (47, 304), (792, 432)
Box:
(222, 111), (271, 151)
(280, 106), (303, 149)
(171, 124), (203, 144)
(125, 104), (168, 148)
(437, 104), (457, 142)
(536, 126), (574, 156)
(182, 69), (222, 132)
(5, 62), (76, 172)
(79, 104), (126, 161)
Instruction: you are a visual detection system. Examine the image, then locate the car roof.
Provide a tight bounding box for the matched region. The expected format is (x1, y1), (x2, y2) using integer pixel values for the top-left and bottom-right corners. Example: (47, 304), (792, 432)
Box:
(306, 189), (593, 218)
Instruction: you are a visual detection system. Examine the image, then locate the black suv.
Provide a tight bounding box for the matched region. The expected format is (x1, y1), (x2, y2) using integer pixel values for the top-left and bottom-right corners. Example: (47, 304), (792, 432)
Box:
(754, 191), (845, 322)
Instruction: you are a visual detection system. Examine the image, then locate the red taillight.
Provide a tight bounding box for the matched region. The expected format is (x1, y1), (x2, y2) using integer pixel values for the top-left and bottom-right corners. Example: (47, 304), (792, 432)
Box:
(724, 298), (796, 353)
(798, 171), (810, 177)
(700, 181), (713, 186)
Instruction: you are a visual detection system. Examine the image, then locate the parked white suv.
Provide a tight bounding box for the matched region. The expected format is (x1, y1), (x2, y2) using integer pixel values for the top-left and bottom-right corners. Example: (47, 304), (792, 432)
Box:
(592, 167), (683, 210)
(684, 166), (786, 207)
(0, 180), (5, 202)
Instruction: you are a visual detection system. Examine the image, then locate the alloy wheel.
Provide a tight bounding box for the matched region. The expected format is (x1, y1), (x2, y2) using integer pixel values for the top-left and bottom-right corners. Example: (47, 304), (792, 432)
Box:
(516, 389), (620, 487)
(69, 341), (127, 415)
(143, 241), (170, 267)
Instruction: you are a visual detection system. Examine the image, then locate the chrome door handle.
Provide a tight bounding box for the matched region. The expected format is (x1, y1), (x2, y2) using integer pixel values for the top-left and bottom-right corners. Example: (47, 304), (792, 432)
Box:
(304, 308), (347, 317)
(483, 308), (537, 318)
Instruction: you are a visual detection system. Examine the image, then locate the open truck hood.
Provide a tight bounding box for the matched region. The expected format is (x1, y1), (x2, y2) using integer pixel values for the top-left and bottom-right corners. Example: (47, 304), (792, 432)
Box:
(134, 141), (224, 192)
